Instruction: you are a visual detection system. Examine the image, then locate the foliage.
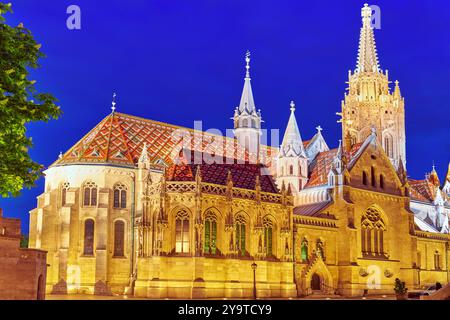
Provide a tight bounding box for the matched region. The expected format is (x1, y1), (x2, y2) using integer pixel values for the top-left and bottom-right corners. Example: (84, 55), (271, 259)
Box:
(20, 233), (28, 248)
(0, 2), (61, 197)
(394, 278), (408, 294)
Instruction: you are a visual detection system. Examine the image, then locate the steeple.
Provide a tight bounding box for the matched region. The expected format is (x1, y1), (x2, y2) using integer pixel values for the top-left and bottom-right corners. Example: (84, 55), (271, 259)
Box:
(233, 51), (262, 156)
(428, 164), (441, 187)
(443, 163), (450, 195)
(356, 3), (380, 73)
(276, 101), (308, 194)
(280, 101), (306, 158)
(237, 50), (257, 115)
(393, 80), (402, 99)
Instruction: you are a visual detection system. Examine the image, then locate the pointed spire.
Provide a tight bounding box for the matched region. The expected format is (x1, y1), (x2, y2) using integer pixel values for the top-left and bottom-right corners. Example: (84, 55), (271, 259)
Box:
(393, 80), (402, 98)
(111, 92), (117, 113)
(237, 51), (257, 115)
(355, 4), (380, 73)
(280, 100), (306, 157)
(429, 162), (440, 187)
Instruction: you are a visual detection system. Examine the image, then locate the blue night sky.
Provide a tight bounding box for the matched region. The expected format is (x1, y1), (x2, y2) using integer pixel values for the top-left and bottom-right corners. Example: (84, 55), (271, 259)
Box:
(1, 0), (449, 233)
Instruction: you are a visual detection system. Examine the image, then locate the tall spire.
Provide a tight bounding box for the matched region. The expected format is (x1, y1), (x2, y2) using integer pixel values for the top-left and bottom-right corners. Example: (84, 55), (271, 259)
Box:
(237, 50), (257, 115)
(280, 101), (306, 157)
(355, 4), (380, 73)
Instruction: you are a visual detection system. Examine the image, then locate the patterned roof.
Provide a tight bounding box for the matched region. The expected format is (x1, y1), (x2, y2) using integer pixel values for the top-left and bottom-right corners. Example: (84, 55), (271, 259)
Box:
(293, 201), (334, 219)
(409, 179), (437, 203)
(304, 141), (367, 189)
(53, 112), (278, 169)
(166, 150), (279, 193)
(304, 149), (338, 188)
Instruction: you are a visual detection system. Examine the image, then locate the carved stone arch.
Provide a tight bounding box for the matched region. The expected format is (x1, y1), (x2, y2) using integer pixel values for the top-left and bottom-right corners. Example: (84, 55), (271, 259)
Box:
(301, 255), (334, 294)
(170, 205), (192, 219)
(234, 210), (250, 223)
(203, 206), (222, 219)
(364, 204), (388, 226)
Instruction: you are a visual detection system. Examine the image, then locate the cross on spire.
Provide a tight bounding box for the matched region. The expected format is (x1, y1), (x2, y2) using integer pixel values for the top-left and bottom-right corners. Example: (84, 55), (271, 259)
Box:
(111, 92), (117, 113)
(245, 50), (251, 78)
(316, 125), (323, 133)
(290, 100), (295, 112)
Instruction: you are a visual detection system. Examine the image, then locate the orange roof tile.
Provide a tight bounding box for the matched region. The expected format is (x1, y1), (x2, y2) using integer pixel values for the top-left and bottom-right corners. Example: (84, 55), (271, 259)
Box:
(53, 112), (278, 169)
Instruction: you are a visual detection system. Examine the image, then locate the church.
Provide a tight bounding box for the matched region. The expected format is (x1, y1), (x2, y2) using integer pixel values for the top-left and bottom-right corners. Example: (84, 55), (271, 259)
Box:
(28, 4), (450, 298)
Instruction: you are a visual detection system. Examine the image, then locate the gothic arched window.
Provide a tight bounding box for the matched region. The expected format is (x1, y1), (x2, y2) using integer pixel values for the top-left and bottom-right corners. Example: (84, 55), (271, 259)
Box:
(263, 217), (274, 256)
(175, 210), (190, 253)
(204, 211), (218, 255)
(83, 219), (95, 256)
(289, 165), (294, 175)
(61, 182), (70, 206)
(83, 181), (98, 206)
(113, 183), (127, 209)
(361, 207), (386, 257)
(235, 214), (246, 255)
(113, 220), (125, 257)
(301, 238), (309, 262)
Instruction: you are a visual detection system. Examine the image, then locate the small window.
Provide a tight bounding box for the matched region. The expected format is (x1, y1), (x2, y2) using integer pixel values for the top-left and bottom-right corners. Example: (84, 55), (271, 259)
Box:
(363, 171), (368, 185)
(371, 166), (376, 187)
(83, 181), (98, 206)
(61, 182), (70, 206)
(301, 239), (308, 262)
(83, 219), (95, 256)
(434, 251), (441, 270)
(379, 174), (384, 189)
(289, 165), (294, 175)
(113, 220), (125, 257)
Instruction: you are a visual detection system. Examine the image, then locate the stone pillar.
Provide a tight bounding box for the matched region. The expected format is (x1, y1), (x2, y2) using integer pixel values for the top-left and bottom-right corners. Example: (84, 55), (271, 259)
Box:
(94, 189), (111, 295)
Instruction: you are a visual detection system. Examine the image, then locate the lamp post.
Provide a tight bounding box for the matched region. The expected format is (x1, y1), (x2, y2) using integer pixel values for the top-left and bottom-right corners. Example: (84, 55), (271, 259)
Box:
(251, 262), (257, 299)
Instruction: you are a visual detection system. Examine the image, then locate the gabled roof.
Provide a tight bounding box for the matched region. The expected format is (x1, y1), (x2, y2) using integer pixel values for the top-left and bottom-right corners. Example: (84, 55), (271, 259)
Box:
(52, 112), (277, 169)
(166, 150), (279, 193)
(304, 149), (339, 188)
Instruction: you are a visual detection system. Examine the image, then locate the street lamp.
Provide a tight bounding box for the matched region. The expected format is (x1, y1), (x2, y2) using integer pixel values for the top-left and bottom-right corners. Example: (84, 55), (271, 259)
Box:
(251, 262), (257, 299)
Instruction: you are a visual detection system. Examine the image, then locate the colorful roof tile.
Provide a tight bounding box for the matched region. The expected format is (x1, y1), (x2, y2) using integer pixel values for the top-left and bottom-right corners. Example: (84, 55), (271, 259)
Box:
(166, 150), (279, 193)
(52, 112), (278, 169)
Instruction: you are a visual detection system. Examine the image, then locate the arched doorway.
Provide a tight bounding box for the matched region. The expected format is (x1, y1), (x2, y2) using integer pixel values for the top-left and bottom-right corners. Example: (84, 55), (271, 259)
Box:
(311, 273), (321, 291)
(37, 275), (45, 300)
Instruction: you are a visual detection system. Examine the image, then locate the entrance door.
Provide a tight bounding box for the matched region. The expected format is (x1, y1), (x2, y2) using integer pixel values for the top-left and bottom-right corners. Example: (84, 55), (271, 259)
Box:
(311, 273), (321, 291)
(37, 275), (44, 300)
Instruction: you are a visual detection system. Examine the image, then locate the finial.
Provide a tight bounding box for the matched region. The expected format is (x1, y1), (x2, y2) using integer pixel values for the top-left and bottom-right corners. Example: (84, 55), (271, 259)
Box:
(432, 160), (436, 171)
(316, 125), (323, 134)
(58, 151), (63, 159)
(362, 3), (372, 23)
(245, 50), (251, 78)
(371, 126), (376, 135)
(111, 92), (117, 113)
(290, 100), (295, 112)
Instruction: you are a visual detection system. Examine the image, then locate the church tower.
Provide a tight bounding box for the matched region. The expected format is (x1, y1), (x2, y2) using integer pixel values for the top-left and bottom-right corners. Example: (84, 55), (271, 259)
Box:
(233, 51), (262, 156)
(339, 4), (406, 169)
(276, 101), (308, 193)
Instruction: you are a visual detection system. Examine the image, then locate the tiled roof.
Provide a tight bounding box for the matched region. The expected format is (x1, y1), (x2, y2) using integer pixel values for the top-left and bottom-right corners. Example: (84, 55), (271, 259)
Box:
(53, 112), (278, 169)
(409, 179), (436, 203)
(293, 201), (334, 219)
(166, 150), (279, 193)
(304, 149), (338, 188)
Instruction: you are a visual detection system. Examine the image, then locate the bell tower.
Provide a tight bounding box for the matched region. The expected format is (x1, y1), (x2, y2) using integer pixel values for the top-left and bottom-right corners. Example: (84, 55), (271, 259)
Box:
(339, 4), (406, 169)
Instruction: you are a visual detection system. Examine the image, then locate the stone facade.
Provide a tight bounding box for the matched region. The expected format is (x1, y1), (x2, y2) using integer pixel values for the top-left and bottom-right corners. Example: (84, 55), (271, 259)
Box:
(0, 208), (47, 300)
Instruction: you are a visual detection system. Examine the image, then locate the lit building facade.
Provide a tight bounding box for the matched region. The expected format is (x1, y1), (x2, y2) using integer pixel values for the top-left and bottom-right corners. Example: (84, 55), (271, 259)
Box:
(29, 4), (450, 298)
